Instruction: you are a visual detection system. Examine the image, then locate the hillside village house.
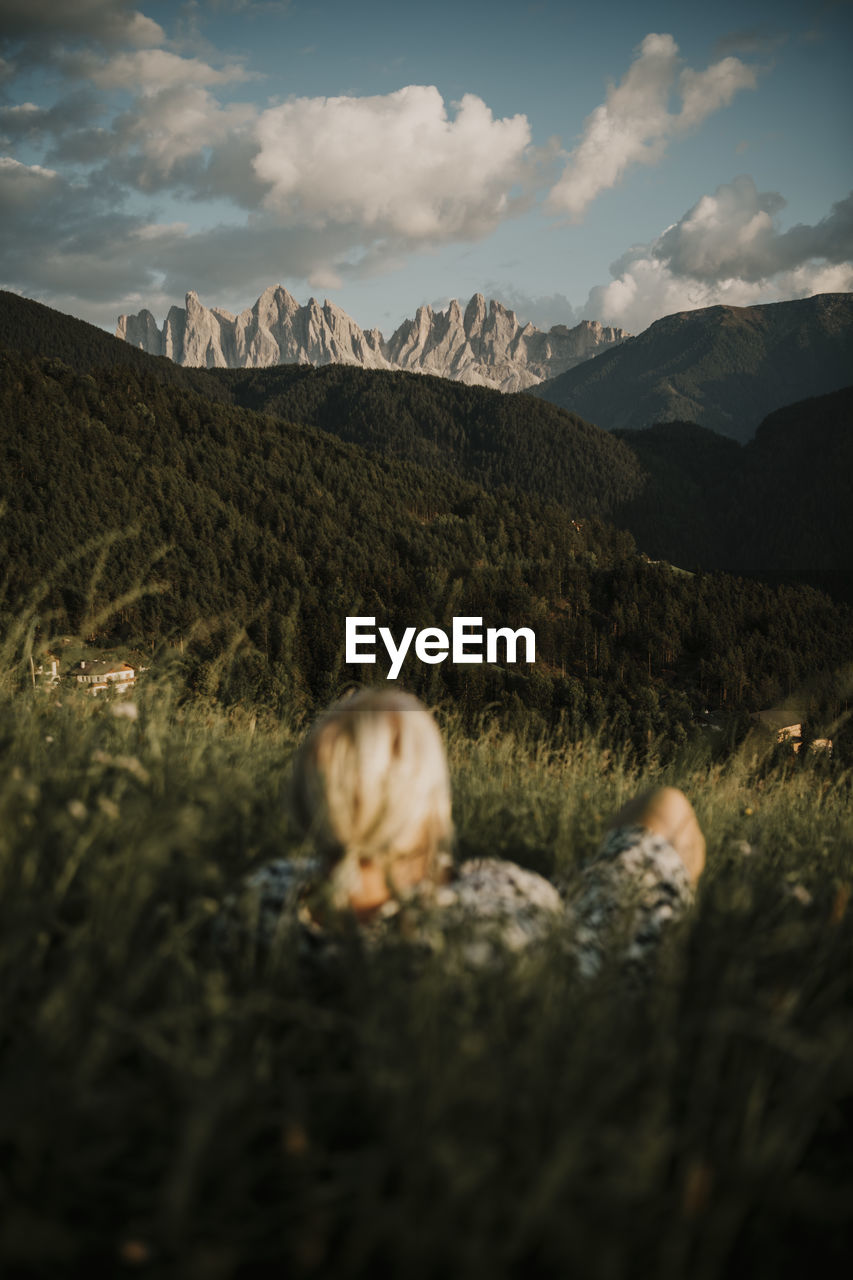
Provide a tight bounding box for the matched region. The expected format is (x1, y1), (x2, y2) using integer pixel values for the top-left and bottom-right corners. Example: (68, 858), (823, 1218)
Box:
(755, 709), (832, 756)
(70, 659), (136, 696)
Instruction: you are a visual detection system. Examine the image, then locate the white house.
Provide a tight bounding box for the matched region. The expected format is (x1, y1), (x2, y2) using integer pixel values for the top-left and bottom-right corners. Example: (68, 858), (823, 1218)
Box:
(70, 659), (136, 695)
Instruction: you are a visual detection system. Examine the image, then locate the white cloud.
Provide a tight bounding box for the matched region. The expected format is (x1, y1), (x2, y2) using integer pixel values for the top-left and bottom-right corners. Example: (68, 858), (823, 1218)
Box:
(8, 67), (537, 251)
(653, 177), (853, 282)
(2, 3), (258, 191)
(547, 33), (756, 219)
(775, 261), (853, 295)
(676, 56), (757, 128)
(112, 87), (258, 180)
(253, 85), (533, 242)
(651, 175), (786, 280)
(85, 47), (251, 92)
(0, 154), (60, 205)
(0, 149), (393, 323)
(583, 178), (853, 332)
(586, 257), (762, 333)
(481, 284), (578, 330)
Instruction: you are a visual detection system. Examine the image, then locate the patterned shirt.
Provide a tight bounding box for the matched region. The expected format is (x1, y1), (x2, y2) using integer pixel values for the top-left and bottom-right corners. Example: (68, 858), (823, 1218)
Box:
(219, 824), (694, 979)
(564, 824), (694, 979)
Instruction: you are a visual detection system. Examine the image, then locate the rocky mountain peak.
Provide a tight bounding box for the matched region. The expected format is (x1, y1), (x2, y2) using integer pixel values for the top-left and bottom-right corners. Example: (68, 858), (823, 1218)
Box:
(117, 286), (630, 390)
(463, 292), (487, 332)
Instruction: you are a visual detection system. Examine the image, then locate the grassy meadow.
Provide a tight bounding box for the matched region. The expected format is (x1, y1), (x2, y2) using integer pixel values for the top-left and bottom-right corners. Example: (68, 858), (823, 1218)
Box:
(1, 643), (852, 1279)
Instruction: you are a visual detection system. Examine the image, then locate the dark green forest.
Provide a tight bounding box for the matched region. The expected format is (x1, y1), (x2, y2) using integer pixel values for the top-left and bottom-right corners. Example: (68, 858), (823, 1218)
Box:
(208, 361), (852, 589)
(211, 362), (647, 517)
(612, 385), (853, 589)
(0, 290), (227, 399)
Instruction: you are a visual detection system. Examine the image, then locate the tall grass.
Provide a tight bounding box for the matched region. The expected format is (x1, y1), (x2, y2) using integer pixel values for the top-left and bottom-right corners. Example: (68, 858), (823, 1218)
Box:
(0, 653), (851, 1278)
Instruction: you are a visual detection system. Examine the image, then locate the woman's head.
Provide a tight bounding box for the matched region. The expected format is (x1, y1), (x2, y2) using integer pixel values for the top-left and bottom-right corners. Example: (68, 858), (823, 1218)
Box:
(291, 688), (453, 907)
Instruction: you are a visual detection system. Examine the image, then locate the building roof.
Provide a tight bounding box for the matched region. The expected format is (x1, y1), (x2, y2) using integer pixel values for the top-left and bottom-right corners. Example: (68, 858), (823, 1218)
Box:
(70, 660), (135, 676)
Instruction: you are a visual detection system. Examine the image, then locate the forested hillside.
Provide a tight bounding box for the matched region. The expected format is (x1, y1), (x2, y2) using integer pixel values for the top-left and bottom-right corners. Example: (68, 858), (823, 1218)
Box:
(210, 361), (853, 589)
(737, 387), (853, 579)
(612, 386), (853, 591)
(0, 290), (226, 399)
(2, 342), (851, 754)
(533, 294), (853, 442)
(210, 362), (646, 517)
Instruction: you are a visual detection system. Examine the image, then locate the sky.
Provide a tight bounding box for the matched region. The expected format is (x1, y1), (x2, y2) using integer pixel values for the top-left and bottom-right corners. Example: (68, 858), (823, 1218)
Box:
(1, 0), (851, 339)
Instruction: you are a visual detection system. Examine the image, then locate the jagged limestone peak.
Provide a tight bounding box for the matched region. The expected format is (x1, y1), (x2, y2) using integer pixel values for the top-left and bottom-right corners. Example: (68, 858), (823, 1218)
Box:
(463, 293), (487, 332)
(117, 286), (630, 388)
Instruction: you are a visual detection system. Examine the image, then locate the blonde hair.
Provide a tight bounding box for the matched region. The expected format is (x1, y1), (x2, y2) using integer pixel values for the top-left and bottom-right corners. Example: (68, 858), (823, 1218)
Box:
(291, 688), (453, 905)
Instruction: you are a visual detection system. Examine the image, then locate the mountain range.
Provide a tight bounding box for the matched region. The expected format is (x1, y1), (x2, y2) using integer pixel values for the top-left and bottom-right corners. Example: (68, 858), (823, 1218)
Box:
(3, 289), (851, 742)
(534, 293), (853, 442)
(118, 288), (853, 442)
(117, 287), (628, 392)
(5, 287), (852, 587)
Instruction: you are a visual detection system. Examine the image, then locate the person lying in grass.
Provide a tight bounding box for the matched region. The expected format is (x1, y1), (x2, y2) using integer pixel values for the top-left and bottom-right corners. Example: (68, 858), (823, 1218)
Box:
(226, 688), (705, 975)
